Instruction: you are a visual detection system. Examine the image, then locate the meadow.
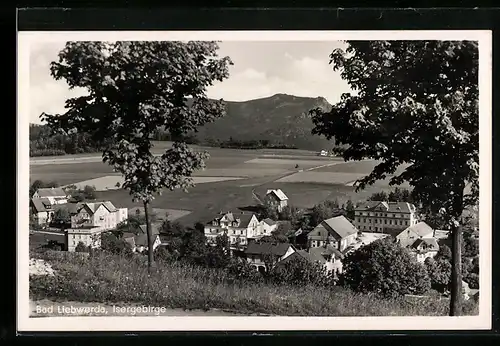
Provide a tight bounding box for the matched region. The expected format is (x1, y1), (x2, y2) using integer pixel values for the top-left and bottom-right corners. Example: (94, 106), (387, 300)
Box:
(29, 146), (411, 226)
(30, 250), (478, 316)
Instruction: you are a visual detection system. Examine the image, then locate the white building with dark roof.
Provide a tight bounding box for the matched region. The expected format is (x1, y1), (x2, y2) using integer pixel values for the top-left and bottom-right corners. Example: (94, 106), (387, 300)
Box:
(264, 189), (289, 212)
(204, 211), (261, 250)
(354, 201), (419, 233)
(32, 187), (69, 205)
(307, 215), (359, 251)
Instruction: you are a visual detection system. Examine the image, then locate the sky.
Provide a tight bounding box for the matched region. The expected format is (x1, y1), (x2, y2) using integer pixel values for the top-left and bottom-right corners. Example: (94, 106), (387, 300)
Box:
(28, 40), (353, 124)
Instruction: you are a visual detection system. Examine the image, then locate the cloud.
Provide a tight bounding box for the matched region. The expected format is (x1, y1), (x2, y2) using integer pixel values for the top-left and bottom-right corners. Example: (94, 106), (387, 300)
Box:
(28, 41), (353, 123)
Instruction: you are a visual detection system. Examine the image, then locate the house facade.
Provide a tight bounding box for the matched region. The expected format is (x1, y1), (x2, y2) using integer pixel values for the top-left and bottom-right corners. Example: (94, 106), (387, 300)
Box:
(31, 198), (55, 225)
(354, 201), (419, 233)
(260, 218), (278, 236)
(244, 241), (296, 272)
(395, 221), (435, 248)
(308, 215), (358, 251)
(308, 245), (344, 275)
(70, 201), (128, 231)
(32, 187), (69, 205)
(204, 212), (261, 250)
(67, 226), (102, 252)
(264, 189), (288, 212)
(124, 232), (162, 253)
(410, 237), (440, 263)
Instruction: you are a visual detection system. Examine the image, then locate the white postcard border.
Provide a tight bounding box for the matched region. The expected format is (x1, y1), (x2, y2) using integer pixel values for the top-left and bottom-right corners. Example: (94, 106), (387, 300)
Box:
(18, 30), (492, 332)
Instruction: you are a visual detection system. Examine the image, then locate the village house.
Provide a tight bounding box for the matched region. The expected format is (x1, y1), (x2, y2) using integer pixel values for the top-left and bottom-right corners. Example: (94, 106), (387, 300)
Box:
(123, 224), (162, 253)
(308, 215), (358, 251)
(308, 245), (345, 275)
(410, 237), (440, 263)
(244, 240), (296, 272)
(30, 199), (79, 226)
(70, 201), (128, 231)
(67, 226), (102, 252)
(393, 221), (435, 248)
(354, 201), (419, 233)
(32, 187), (69, 205)
(30, 198), (56, 225)
(264, 189), (289, 212)
(260, 218), (278, 236)
(204, 211), (262, 250)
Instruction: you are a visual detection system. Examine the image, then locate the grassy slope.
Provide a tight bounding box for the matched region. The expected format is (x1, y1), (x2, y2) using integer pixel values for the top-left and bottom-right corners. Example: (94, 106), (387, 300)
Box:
(29, 250), (478, 316)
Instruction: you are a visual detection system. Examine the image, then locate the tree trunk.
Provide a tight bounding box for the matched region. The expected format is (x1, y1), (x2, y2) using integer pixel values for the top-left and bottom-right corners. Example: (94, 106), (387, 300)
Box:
(143, 200), (156, 273)
(449, 222), (463, 316)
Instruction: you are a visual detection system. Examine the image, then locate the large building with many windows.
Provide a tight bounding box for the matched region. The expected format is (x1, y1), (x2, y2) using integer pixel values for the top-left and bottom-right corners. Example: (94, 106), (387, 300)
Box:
(353, 201), (418, 233)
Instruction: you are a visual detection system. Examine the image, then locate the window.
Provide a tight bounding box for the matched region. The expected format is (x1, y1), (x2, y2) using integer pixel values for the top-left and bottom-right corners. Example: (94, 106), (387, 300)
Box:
(375, 219), (378, 224)
(405, 221), (409, 225)
(399, 220), (403, 225)
(369, 226), (372, 230)
(375, 227), (378, 232)
(384, 220), (387, 224)
(363, 218), (366, 223)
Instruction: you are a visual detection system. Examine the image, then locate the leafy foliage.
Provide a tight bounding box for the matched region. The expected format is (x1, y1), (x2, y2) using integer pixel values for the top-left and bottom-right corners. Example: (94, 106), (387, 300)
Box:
(75, 241), (90, 253)
(269, 256), (332, 287)
(424, 257), (451, 292)
(42, 41), (232, 270)
(340, 238), (431, 298)
(310, 40), (478, 315)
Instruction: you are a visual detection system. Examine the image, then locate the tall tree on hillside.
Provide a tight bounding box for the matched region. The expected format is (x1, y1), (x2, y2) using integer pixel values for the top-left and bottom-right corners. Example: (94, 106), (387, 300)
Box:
(41, 41), (233, 272)
(310, 41), (478, 315)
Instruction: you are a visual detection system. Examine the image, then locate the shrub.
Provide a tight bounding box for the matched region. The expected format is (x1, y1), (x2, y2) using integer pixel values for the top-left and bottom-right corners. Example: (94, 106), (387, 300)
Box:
(340, 238), (431, 298)
(269, 256), (332, 287)
(464, 273), (479, 289)
(75, 241), (90, 253)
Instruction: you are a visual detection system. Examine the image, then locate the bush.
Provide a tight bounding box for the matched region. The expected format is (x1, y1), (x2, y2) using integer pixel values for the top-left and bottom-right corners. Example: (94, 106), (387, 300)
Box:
(75, 241), (90, 253)
(340, 238), (431, 298)
(82, 185), (97, 200)
(101, 233), (133, 256)
(226, 257), (263, 284)
(269, 256), (332, 287)
(464, 273), (479, 289)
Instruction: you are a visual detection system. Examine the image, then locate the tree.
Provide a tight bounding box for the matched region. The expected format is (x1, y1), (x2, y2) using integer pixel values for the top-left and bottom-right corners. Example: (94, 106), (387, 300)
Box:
(425, 257), (451, 292)
(53, 208), (70, 226)
(42, 41), (232, 272)
(75, 241), (90, 253)
(101, 233), (134, 256)
(310, 41), (478, 315)
(269, 256), (330, 287)
(340, 238), (431, 298)
(310, 201), (345, 226)
(435, 244), (452, 262)
(82, 185), (97, 200)
(368, 191), (388, 201)
(344, 199), (355, 220)
(259, 201), (279, 220)
(278, 205), (300, 225)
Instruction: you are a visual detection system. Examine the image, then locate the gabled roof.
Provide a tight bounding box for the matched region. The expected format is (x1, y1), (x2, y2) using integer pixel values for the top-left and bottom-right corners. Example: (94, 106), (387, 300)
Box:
(31, 198), (52, 212)
(34, 187), (67, 198)
(401, 222), (434, 238)
(123, 232), (159, 248)
(76, 201), (117, 215)
(138, 224), (160, 236)
(318, 215), (358, 240)
(266, 189), (288, 201)
(355, 201), (417, 214)
(262, 218), (276, 226)
(411, 237), (439, 251)
(278, 250), (322, 265)
(309, 245), (345, 260)
(244, 241), (294, 257)
(207, 212), (257, 228)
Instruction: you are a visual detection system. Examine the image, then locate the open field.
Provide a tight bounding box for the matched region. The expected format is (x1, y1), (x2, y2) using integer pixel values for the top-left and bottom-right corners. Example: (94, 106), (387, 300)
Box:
(64, 175), (245, 191)
(30, 146), (412, 227)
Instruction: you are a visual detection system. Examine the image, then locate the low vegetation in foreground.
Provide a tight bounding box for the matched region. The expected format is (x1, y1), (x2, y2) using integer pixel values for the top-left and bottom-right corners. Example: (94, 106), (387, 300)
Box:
(30, 249), (478, 316)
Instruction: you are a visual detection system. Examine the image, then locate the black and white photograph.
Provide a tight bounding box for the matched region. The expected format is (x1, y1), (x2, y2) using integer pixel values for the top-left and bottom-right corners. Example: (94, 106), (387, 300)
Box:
(17, 30), (492, 331)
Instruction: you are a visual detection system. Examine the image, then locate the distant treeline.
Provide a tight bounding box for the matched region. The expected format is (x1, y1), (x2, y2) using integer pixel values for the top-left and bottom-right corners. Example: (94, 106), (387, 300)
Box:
(30, 124), (305, 157)
(153, 130), (298, 150)
(30, 124), (108, 157)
